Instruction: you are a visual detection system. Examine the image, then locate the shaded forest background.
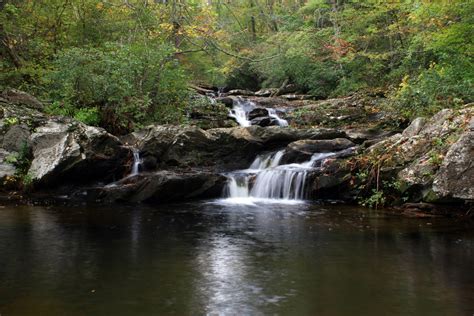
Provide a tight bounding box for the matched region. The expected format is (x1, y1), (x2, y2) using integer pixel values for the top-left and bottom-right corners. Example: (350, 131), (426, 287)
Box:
(1, 0), (472, 133)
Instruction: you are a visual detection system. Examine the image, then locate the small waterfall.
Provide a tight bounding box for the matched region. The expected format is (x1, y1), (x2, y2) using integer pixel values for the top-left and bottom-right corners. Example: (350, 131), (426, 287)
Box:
(223, 150), (336, 203)
(228, 97), (254, 127)
(249, 150), (284, 169)
(267, 108), (289, 127)
(130, 149), (142, 176)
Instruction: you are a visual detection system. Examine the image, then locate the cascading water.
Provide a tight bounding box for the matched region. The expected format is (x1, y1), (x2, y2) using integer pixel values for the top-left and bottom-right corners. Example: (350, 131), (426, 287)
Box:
(267, 108), (289, 127)
(228, 97), (254, 127)
(227, 96), (288, 127)
(223, 150), (336, 204)
(130, 149), (142, 176)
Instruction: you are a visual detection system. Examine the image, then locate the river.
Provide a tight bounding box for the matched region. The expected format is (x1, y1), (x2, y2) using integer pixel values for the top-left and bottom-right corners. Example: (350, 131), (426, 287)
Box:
(0, 202), (473, 315)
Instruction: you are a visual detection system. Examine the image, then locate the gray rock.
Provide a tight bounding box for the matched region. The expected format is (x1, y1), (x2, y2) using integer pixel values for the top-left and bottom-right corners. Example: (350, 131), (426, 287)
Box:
(248, 108), (269, 120)
(1, 89), (43, 110)
(402, 117), (427, 137)
(250, 116), (279, 127)
(432, 131), (474, 200)
(345, 128), (396, 144)
(86, 171), (226, 203)
(0, 149), (16, 179)
(288, 138), (355, 154)
(255, 88), (278, 97)
(227, 89), (254, 96)
(126, 125), (346, 170)
(283, 138), (355, 163)
(280, 94), (313, 101)
(28, 120), (129, 186)
(2, 124), (31, 152)
(215, 96), (234, 107)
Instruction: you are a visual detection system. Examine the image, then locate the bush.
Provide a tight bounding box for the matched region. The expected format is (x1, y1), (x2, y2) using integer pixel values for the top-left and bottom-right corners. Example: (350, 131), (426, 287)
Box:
(390, 59), (473, 118)
(47, 42), (189, 133)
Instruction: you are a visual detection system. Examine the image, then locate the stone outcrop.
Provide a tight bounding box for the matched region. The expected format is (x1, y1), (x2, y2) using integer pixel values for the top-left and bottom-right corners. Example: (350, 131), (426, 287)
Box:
(0, 89), (471, 211)
(28, 119), (129, 186)
(0, 92), (129, 188)
(85, 171), (226, 203)
(282, 138), (355, 163)
(350, 106), (473, 204)
(432, 129), (474, 200)
(124, 125), (346, 170)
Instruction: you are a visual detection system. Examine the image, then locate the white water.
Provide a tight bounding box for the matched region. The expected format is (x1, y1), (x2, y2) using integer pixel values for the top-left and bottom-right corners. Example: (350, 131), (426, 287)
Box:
(228, 97), (254, 127)
(130, 149), (142, 176)
(267, 108), (289, 127)
(223, 150), (336, 204)
(227, 97), (288, 127)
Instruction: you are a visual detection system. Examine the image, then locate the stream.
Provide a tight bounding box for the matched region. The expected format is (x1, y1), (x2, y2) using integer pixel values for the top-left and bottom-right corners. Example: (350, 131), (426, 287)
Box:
(0, 203), (473, 315)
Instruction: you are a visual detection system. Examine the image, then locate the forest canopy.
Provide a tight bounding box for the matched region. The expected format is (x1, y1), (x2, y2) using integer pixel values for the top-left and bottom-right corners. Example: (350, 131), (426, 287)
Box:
(1, 0), (472, 132)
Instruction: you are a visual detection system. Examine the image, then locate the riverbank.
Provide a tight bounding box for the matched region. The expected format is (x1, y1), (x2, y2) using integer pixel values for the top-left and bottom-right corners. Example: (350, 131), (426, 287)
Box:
(0, 89), (472, 217)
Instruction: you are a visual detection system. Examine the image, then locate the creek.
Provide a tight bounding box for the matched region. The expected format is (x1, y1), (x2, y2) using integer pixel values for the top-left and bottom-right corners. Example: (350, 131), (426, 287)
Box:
(0, 203), (473, 315)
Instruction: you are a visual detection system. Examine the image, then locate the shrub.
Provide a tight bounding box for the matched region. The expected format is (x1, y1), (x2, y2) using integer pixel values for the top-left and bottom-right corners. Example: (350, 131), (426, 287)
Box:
(47, 42), (189, 133)
(390, 59), (473, 118)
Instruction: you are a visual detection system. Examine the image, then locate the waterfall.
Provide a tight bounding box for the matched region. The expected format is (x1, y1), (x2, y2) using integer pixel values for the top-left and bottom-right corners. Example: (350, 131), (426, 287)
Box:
(227, 97), (288, 128)
(223, 150), (336, 203)
(130, 149), (142, 176)
(267, 108), (289, 127)
(228, 97), (254, 127)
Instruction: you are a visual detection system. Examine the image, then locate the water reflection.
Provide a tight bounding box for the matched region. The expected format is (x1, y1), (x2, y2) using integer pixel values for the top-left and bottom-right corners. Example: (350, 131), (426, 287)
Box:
(0, 203), (473, 315)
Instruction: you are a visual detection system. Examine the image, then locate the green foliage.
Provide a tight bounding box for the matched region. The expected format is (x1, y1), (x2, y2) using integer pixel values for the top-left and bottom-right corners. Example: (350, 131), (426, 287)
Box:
(4, 117), (19, 127)
(360, 189), (386, 209)
(74, 107), (101, 126)
(47, 43), (189, 133)
(1, 0), (472, 128)
(5, 141), (32, 180)
(390, 59), (473, 118)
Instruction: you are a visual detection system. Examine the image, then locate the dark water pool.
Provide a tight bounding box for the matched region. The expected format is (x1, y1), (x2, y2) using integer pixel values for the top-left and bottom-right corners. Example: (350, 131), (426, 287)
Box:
(0, 201), (473, 315)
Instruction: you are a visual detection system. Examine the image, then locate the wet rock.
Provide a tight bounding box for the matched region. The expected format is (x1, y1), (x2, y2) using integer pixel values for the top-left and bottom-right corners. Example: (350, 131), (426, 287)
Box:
(283, 138), (355, 163)
(126, 125), (346, 170)
(250, 116), (279, 127)
(248, 108), (269, 120)
(215, 96), (234, 107)
(142, 155), (158, 171)
(86, 171), (226, 203)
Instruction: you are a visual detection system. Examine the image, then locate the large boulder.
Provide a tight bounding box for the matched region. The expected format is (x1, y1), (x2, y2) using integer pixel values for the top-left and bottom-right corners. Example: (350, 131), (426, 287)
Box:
(283, 138), (355, 163)
(85, 171), (226, 203)
(356, 105), (474, 204)
(124, 125), (346, 171)
(125, 125), (262, 170)
(432, 130), (474, 200)
(28, 119), (129, 186)
(2, 124), (31, 152)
